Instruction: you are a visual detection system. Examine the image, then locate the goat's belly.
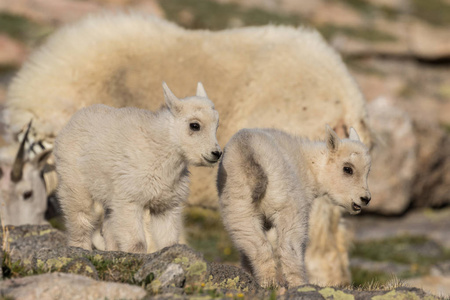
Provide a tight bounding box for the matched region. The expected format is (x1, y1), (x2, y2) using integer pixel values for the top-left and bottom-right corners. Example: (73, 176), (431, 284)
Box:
(144, 181), (189, 215)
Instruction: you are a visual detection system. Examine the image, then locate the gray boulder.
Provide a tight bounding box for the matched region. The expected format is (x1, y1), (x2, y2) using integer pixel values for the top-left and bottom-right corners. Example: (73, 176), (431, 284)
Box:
(0, 272), (147, 300)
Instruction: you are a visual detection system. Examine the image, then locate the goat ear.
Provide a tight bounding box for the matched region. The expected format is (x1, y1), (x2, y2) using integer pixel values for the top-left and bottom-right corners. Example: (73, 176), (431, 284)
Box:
(349, 127), (361, 142)
(196, 82), (208, 98)
(162, 82), (180, 113)
(32, 148), (53, 171)
(326, 125), (340, 152)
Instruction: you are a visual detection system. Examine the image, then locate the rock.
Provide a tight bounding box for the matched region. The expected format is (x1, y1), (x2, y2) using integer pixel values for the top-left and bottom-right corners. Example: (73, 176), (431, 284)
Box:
(283, 286), (435, 300)
(59, 257), (99, 280)
(0, 272), (147, 300)
(431, 261), (450, 276)
(366, 97), (417, 214)
(311, 2), (364, 26)
(1, 224), (66, 263)
(0, 0), (101, 24)
(0, 0), (164, 25)
(133, 244), (208, 293)
(208, 262), (260, 292)
(2, 225), (210, 290)
(0, 224), (440, 299)
(404, 276), (450, 298)
(0, 34), (27, 66)
(411, 121), (450, 208)
(409, 19), (450, 60)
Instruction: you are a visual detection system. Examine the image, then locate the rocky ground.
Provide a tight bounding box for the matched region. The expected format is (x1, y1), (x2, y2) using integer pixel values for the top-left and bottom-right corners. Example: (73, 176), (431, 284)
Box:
(0, 225), (441, 299)
(0, 0), (449, 299)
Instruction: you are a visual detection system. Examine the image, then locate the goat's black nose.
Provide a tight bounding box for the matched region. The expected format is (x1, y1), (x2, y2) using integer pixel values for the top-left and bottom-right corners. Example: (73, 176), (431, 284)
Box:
(212, 151), (222, 159)
(360, 196), (371, 205)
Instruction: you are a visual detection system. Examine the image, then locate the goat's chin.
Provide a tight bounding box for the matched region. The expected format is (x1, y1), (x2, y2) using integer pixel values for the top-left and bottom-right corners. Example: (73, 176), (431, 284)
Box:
(190, 158), (217, 167)
(348, 208), (361, 215)
(346, 202), (362, 215)
(331, 198), (358, 214)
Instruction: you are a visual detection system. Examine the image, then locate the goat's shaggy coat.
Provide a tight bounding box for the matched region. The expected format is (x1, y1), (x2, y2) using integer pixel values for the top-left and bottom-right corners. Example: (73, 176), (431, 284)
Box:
(54, 83), (221, 252)
(217, 127), (371, 287)
(3, 12), (372, 283)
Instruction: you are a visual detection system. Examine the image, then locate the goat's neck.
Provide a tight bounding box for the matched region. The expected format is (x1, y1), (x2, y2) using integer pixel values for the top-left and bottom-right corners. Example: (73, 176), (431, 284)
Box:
(143, 109), (188, 171)
(298, 141), (328, 197)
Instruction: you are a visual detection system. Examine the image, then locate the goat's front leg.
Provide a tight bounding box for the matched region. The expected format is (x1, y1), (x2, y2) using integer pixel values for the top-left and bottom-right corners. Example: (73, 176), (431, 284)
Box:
(149, 204), (183, 251)
(104, 201), (147, 253)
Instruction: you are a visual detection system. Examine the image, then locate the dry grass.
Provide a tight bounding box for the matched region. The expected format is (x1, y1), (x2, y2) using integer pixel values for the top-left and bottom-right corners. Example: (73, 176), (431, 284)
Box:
(342, 274), (406, 291)
(1, 202), (10, 253)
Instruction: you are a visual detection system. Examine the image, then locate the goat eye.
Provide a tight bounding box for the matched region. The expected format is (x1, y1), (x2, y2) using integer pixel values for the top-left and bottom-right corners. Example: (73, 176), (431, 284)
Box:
(23, 190), (33, 200)
(190, 123), (200, 131)
(0, 167), (3, 179)
(343, 167), (353, 175)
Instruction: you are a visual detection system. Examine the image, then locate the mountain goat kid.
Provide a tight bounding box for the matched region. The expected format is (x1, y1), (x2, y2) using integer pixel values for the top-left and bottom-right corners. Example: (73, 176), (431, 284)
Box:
(217, 126), (371, 287)
(54, 82), (221, 252)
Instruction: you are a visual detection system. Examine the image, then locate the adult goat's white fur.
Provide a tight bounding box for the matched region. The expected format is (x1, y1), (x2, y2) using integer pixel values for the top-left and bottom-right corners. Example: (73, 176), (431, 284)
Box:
(3, 12), (372, 284)
(217, 126), (371, 287)
(54, 82), (221, 252)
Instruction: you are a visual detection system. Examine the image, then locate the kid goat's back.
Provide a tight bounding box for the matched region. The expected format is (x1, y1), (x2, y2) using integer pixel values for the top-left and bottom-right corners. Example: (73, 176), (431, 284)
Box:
(55, 82), (221, 253)
(217, 126), (371, 288)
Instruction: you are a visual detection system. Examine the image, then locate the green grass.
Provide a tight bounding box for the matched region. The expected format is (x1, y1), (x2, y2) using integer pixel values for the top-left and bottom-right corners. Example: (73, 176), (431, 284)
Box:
(0, 12), (53, 45)
(351, 235), (449, 265)
(85, 255), (144, 284)
(345, 58), (386, 77)
(350, 267), (393, 287)
(1, 252), (46, 279)
(184, 206), (239, 263)
(333, 0), (374, 14)
(318, 24), (397, 42)
(0, 13), (34, 41)
(440, 123), (450, 134)
(411, 0), (450, 26)
(397, 84), (416, 99)
(158, 0), (303, 30)
(326, 0), (400, 20)
(48, 216), (65, 231)
(350, 235), (450, 285)
(2, 252), (28, 278)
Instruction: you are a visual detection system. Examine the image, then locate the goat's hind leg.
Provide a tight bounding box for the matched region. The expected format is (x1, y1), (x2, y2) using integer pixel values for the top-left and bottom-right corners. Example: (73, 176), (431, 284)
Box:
(221, 202), (278, 288)
(59, 184), (98, 250)
(275, 207), (309, 287)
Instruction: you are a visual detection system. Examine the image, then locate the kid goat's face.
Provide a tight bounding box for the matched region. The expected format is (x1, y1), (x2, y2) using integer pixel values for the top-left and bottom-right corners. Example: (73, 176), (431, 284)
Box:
(163, 82), (222, 167)
(176, 98), (221, 167)
(322, 127), (371, 214)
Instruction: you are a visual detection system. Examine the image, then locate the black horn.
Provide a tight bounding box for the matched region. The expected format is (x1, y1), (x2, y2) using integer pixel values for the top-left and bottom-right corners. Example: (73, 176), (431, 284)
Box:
(11, 120), (32, 182)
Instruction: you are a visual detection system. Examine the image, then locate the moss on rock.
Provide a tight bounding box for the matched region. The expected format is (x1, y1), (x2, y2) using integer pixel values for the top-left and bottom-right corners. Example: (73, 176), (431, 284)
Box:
(319, 287), (355, 300)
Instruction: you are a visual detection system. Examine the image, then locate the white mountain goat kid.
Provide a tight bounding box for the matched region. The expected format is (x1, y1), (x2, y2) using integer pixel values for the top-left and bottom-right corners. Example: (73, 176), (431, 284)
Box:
(54, 82), (221, 252)
(217, 126), (371, 287)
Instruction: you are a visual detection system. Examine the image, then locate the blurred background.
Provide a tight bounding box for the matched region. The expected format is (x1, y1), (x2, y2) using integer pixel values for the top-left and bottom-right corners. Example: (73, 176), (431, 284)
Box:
(0, 0), (449, 296)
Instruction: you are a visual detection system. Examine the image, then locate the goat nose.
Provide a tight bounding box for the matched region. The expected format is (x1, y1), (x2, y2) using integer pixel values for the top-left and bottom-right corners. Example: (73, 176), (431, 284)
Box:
(212, 151), (222, 159)
(360, 196), (371, 205)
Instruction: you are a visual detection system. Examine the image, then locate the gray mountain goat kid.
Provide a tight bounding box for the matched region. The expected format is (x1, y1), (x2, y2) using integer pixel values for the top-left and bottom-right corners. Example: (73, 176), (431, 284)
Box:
(54, 82), (221, 253)
(217, 126), (371, 287)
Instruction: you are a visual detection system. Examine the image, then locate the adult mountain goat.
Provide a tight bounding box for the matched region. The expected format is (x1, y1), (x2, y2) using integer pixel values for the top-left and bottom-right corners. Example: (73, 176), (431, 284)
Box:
(0, 122), (52, 225)
(218, 126), (371, 287)
(54, 82), (221, 252)
(3, 12), (372, 284)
